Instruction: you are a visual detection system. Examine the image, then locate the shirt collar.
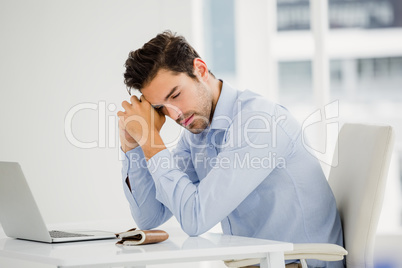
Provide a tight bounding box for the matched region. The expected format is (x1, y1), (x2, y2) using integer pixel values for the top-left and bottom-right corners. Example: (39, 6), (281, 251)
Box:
(210, 80), (238, 130)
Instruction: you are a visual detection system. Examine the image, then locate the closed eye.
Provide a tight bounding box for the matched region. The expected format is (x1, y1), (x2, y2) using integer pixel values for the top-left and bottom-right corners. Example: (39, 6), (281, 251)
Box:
(153, 105), (164, 110)
(172, 92), (181, 99)
(153, 105), (168, 115)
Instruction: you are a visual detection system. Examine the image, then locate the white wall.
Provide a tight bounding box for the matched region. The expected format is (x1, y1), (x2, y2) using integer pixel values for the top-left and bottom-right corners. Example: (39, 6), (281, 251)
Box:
(0, 0), (197, 226)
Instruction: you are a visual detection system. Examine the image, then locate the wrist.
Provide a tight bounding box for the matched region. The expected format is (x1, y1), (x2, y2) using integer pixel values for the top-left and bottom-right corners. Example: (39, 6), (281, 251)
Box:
(141, 131), (166, 160)
(121, 143), (139, 153)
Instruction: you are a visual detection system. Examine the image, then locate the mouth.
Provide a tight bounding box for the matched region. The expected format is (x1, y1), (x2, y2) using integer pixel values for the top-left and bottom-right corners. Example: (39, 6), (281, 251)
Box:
(181, 114), (195, 127)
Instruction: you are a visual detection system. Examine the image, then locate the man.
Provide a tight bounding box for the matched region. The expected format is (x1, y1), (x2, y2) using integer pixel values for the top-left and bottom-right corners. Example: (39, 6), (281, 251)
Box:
(117, 31), (344, 268)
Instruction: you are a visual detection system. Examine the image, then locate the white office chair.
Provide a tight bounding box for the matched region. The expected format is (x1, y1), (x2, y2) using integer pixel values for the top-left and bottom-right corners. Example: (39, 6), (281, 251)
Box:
(225, 123), (395, 268)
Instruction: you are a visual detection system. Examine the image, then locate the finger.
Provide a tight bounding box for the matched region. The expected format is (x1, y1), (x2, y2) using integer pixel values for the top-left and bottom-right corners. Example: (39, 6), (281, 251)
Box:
(118, 114), (127, 129)
(130, 95), (140, 104)
(121, 133), (137, 147)
(118, 117), (125, 129)
(140, 95), (152, 109)
(117, 111), (125, 117)
(121, 101), (131, 111)
(119, 128), (128, 139)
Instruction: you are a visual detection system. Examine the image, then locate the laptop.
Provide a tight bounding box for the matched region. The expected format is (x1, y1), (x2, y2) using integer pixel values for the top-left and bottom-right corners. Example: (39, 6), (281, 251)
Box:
(0, 161), (116, 243)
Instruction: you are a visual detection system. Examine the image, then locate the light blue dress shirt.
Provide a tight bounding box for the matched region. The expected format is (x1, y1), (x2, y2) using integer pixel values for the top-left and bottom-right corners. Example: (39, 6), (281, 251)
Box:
(121, 81), (344, 268)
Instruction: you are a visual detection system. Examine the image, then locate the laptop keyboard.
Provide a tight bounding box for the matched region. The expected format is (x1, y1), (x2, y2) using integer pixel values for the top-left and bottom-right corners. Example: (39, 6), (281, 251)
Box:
(49, 230), (93, 238)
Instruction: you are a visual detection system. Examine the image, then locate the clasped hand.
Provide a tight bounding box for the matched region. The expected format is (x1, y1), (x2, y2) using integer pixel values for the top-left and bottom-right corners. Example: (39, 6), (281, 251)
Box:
(117, 95), (166, 150)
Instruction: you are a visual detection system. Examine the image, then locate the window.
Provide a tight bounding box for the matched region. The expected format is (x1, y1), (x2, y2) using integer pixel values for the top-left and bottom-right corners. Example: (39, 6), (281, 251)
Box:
(203, 0), (402, 235)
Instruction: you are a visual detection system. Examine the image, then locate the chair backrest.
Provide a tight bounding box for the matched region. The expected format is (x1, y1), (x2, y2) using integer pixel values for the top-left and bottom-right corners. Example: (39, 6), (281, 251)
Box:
(328, 123), (395, 268)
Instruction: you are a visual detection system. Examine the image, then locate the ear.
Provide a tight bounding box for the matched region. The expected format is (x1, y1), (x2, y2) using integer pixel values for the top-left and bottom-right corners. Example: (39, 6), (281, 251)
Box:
(193, 58), (209, 82)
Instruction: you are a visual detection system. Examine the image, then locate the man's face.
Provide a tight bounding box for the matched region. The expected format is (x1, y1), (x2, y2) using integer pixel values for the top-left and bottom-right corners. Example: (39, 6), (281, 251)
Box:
(141, 69), (213, 134)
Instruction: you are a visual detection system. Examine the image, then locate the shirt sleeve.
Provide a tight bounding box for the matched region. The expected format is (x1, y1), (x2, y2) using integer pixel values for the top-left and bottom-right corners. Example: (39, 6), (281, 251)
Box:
(121, 146), (172, 229)
(146, 111), (295, 236)
(171, 132), (200, 185)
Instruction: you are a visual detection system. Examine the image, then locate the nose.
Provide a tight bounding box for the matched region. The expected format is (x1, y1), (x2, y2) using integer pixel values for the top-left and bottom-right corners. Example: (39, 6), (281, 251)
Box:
(165, 104), (182, 121)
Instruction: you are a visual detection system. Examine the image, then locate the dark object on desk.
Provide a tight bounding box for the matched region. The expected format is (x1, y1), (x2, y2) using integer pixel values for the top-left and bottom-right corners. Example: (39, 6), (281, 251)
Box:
(115, 228), (169, 246)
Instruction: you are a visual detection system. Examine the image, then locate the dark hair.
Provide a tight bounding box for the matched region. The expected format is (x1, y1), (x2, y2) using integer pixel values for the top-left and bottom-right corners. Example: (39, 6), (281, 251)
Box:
(124, 30), (208, 93)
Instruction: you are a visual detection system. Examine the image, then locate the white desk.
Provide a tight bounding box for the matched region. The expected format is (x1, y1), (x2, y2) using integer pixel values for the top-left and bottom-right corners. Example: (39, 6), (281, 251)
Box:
(0, 230), (293, 268)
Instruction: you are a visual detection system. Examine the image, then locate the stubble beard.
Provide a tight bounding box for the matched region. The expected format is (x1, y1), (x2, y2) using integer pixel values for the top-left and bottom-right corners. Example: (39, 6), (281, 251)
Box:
(185, 81), (213, 134)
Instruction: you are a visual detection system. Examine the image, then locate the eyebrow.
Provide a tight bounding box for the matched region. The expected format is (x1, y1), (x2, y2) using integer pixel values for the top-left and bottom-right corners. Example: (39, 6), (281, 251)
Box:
(164, 86), (179, 101)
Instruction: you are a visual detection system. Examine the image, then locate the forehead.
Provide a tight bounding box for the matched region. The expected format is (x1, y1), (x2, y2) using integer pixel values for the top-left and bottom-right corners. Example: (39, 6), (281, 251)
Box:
(141, 69), (190, 104)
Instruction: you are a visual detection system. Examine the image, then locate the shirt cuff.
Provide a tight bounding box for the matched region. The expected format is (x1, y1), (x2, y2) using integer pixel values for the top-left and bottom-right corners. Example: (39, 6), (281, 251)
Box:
(146, 148), (175, 178)
(120, 146), (147, 178)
